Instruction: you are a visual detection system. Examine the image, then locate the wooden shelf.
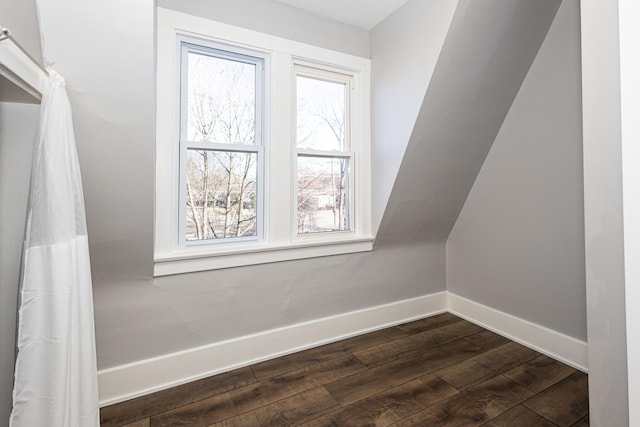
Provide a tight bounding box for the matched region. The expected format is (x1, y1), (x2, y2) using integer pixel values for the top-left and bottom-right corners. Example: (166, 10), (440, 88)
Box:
(0, 36), (47, 103)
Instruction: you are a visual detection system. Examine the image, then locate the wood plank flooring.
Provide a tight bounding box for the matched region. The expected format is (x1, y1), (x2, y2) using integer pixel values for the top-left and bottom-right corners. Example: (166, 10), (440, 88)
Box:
(100, 313), (589, 426)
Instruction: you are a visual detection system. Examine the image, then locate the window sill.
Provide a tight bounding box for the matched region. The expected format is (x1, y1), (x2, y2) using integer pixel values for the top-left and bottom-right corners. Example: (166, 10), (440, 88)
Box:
(154, 237), (374, 276)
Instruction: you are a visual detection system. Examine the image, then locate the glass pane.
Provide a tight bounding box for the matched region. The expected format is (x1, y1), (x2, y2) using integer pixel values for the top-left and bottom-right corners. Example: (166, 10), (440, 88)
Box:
(296, 75), (346, 151)
(187, 51), (256, 145)
(297, 156), (349, 234)
(186, 149), (258, 241)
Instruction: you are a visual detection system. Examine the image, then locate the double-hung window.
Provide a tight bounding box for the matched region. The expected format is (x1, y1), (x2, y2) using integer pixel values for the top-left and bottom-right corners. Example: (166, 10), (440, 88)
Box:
(155, 9), (372, 275)
(295, 66), (352, 236)
(179, 43), (264, 244)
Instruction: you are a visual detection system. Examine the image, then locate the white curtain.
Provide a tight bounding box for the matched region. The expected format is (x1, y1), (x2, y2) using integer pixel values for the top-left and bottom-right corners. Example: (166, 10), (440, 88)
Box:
(9, 70), (99, 427)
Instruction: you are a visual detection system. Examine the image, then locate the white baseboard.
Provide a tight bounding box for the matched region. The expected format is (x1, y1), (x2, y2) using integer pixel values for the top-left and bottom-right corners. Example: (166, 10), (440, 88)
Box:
(98, 291), (448, 406)
(447, 292), (588, 372)
(99, 291), (589, 406)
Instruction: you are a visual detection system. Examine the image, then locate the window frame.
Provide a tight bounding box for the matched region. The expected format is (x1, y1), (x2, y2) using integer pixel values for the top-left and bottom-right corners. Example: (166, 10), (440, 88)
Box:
(178, 41), (266, 248)
(293, 65), (355, 238)
(155, 8), (372, 276)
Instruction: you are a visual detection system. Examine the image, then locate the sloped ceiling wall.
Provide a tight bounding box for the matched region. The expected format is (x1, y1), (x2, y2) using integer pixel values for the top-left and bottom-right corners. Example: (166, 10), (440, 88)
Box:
(370, 0), (458, 233)
(375, 0), (561, 247)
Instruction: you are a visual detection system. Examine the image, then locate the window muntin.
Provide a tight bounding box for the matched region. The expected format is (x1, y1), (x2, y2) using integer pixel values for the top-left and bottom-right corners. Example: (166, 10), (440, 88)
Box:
(179, 42), (264, 245)
(295, 67), (353, 235)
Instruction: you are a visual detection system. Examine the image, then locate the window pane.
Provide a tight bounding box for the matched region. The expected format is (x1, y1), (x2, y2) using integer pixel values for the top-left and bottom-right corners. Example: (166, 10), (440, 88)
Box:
(186, 149), (257, 241)
(297, 156), (349, 234)
(296, 75), (346, 151)
(187, 52), (256, 145)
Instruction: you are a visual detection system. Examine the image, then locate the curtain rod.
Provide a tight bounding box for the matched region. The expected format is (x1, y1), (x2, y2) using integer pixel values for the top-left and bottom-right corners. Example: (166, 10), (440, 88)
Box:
(0, 26), (49, 75)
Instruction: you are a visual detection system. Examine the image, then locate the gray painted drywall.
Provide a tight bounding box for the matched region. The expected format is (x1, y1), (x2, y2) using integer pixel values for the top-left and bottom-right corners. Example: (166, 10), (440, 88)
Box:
(446, 0), (586, 340)
(375, 0), (561, 247)
(35, 0), (448, 370)
(36, 0), (156, 289)
(0, 102), (39, 426)
(36, 0), (157, 367)
(96, 242), (445, 367)
(581, 0), (629, 424)
(0, 0), (43, 65)
(0, 4), (43, 423)
(21, 1), (637, 424)
(370, 0), (458, 234)
(156, 0), (369, 58)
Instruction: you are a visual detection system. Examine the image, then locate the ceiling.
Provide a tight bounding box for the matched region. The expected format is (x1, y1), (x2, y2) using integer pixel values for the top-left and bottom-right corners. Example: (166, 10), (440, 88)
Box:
(273, 0), (408, 30)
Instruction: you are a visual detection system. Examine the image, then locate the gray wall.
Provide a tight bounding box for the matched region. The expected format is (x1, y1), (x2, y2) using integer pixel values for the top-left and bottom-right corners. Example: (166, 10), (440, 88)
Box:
(157, 0), (369, 58)
(580, 0), (629, 424)
(0, 0), (42, 65)
(35, 0), (157, 303)
(0, 103), (39, 426)
(370, 0), (458, 234)
(35, 0), (449, 370)
(36, 0), (156, 368)
(2, 0), (627, 423)
(34, 0), (583, 402)
(98, 242), (445, 367)
(447, 0), (586, 341)
(0, 1), (43, 423)
(376, 0), (560, 248)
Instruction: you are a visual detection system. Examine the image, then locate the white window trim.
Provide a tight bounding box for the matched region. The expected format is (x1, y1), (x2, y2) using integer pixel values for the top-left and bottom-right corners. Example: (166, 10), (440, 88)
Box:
(155, 8), (372, 276)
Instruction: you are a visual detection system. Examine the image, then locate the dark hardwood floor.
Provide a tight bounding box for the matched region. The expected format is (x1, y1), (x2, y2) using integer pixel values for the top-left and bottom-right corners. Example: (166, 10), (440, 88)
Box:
(100, 313), (589, 426)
